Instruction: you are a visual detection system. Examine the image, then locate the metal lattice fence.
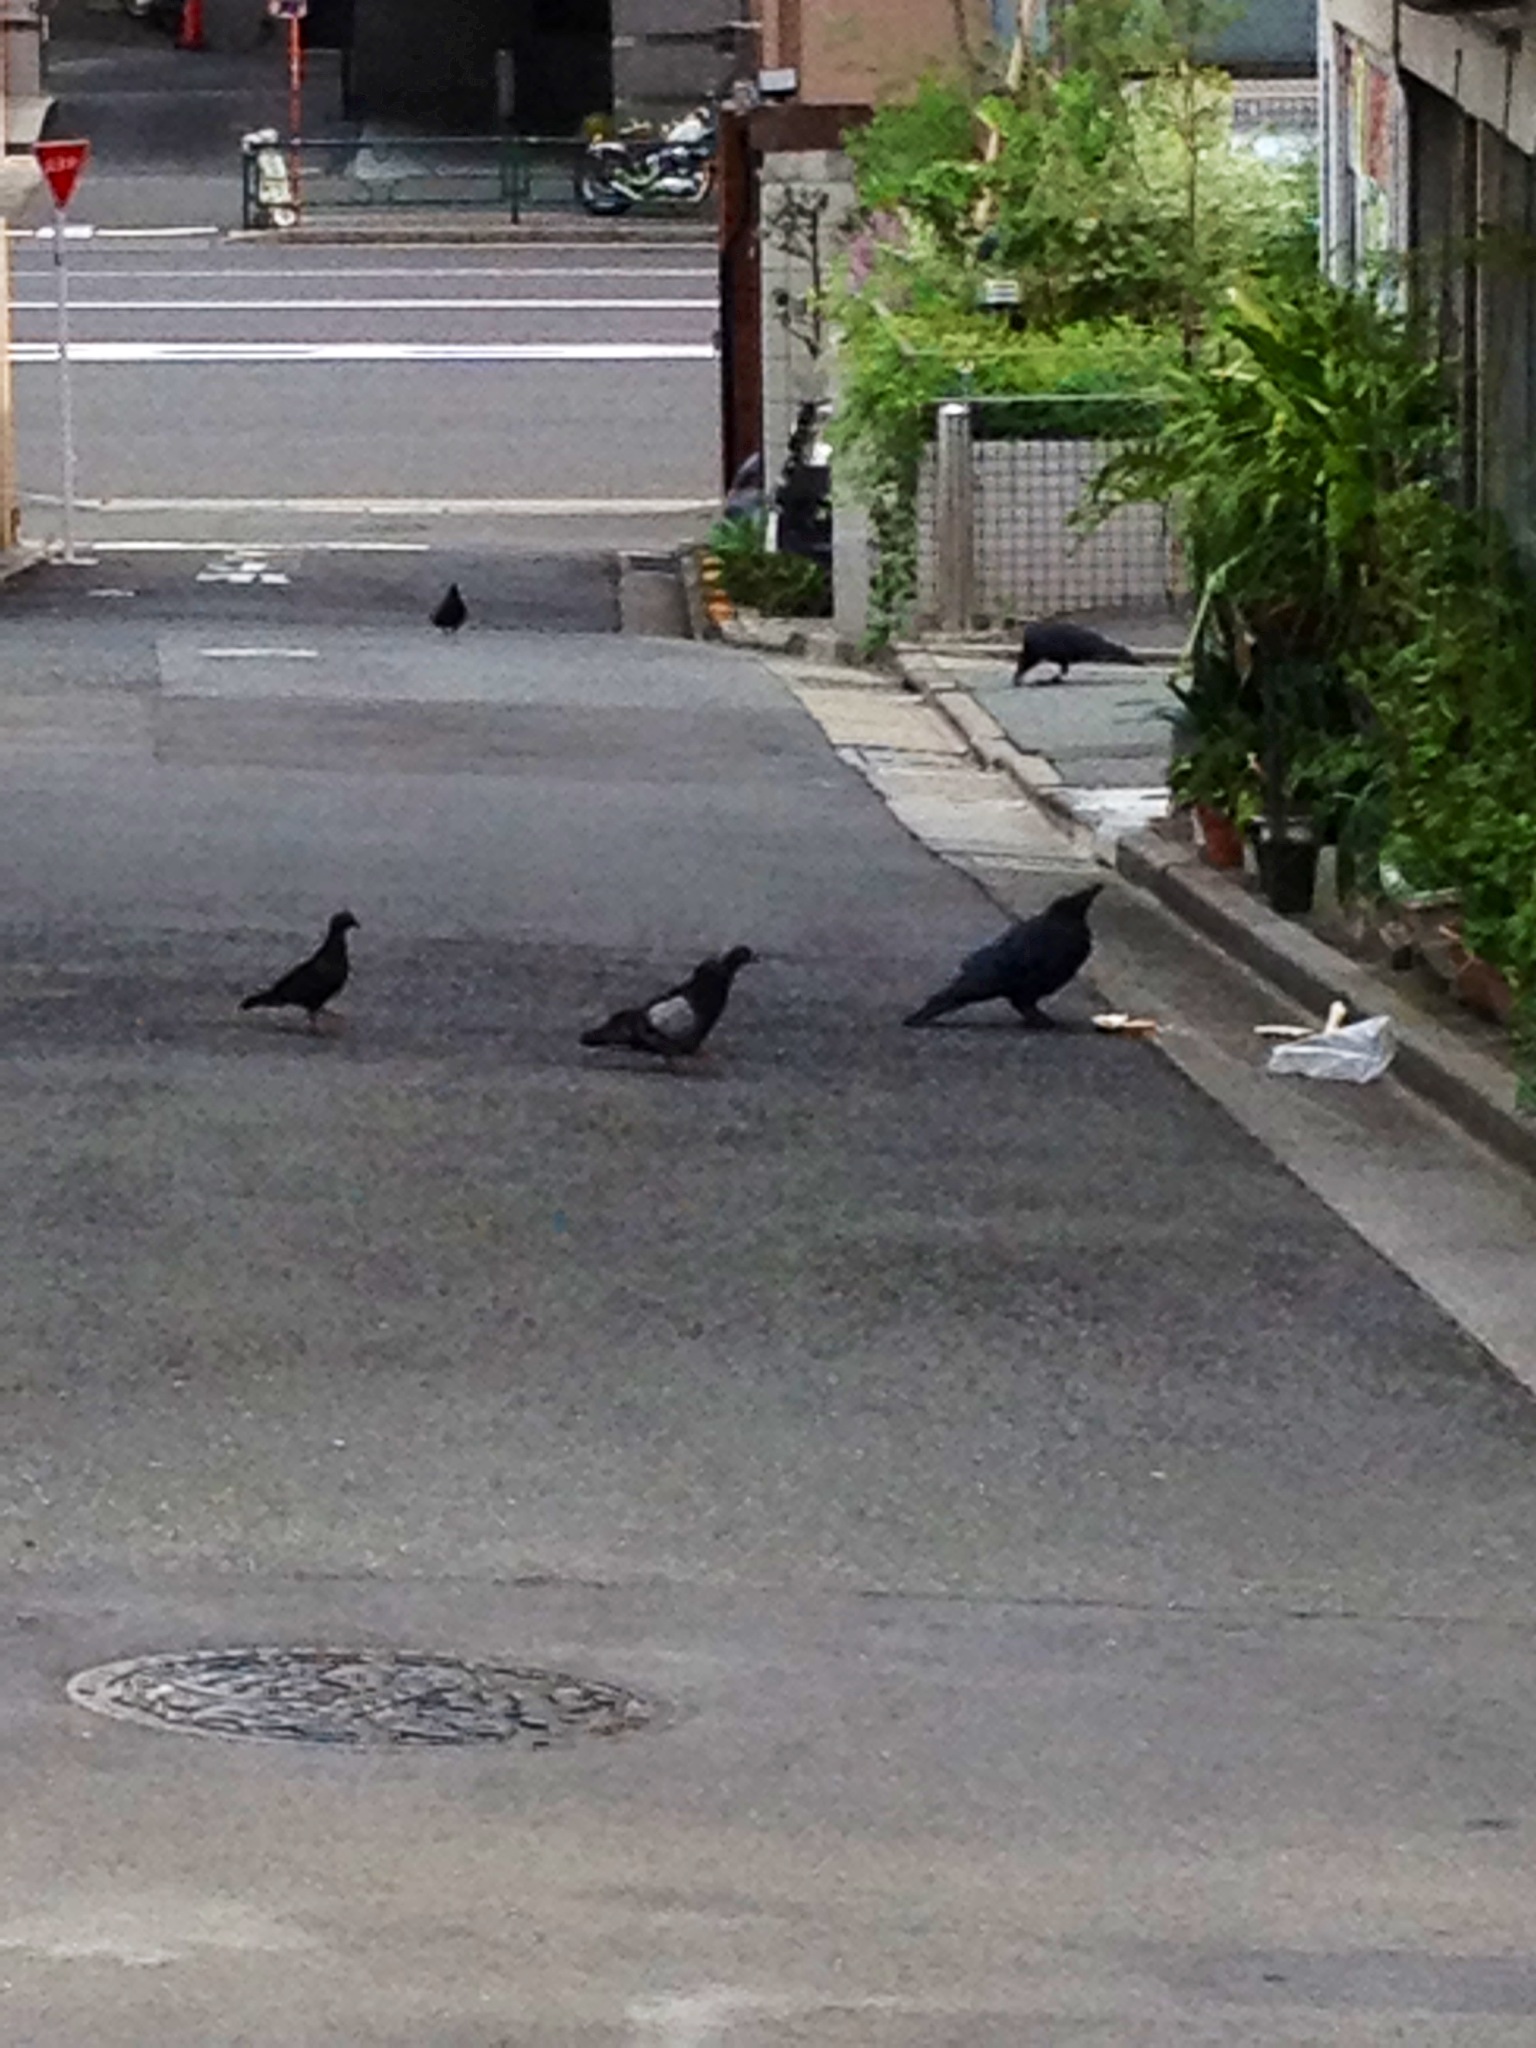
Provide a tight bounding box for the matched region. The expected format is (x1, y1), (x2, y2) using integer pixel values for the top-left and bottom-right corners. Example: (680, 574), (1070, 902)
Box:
(915, 397), (1181, 632)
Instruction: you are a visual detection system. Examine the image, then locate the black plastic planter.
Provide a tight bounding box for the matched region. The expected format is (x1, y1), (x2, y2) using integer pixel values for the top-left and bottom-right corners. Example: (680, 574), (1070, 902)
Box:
(1253, 823), (1320, 916)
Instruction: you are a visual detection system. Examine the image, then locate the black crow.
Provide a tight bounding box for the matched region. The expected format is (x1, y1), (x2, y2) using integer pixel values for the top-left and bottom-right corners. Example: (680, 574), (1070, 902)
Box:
(1013, 620), (1141, 684)
(581, 947), (755, 1058)
(431, 583), (468, 634)
(903, 885), (1102, 1028)
(240, 911), (358, 1028)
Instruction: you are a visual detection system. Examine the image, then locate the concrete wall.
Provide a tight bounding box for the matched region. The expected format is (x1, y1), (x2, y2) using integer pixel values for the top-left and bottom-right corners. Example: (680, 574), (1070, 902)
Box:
(611, 0), (739, 124)
(759, 147), (854, 489)
(1328, 0), (1536, 157)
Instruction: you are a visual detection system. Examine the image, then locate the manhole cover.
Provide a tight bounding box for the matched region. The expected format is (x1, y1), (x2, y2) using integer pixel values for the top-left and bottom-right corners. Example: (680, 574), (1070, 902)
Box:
(67, 1648), (654, 1748)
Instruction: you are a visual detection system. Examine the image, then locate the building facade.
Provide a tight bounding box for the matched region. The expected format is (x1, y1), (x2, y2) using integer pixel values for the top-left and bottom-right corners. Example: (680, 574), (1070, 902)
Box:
(751, 0), (994, 104)
(346, 0), (741, 133)
(1321, 0), (1536, 551)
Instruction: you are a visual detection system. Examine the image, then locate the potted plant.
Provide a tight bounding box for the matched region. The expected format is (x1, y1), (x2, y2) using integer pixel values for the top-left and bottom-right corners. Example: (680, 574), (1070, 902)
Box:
(1168, 735), (1260, 866)
(1165, 631), (1263, 868)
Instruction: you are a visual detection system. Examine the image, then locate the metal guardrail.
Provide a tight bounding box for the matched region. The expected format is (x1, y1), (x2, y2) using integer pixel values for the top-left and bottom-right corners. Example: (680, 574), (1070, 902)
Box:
(241, 134), (590, 228)
(240, 131), (723, 228)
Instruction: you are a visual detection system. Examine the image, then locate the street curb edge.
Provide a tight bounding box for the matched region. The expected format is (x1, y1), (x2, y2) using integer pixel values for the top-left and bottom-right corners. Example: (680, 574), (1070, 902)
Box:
(895, 646), (1536, 1178)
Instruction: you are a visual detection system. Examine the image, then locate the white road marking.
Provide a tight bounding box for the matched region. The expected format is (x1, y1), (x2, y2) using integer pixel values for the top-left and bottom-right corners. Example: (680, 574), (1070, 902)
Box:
(89, 539), (433, 553)
(196, 552), (291, 587)
(51, 495), (714, 517)
(199, 648), (319, 660)
(9, 265), (716, 284)
(11, 340), (715, 364)
(19, 224), (221, 241)
(627, 1990), (786, 2045)
(11, 296), (716, 313)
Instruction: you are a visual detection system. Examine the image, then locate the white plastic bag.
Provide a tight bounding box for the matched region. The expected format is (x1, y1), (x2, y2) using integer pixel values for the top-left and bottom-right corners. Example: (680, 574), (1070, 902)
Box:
(1266, 1015), (1397, 1084)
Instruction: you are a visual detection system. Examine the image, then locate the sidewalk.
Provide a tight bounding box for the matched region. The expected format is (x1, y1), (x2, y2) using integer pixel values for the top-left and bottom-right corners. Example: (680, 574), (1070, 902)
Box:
(892, 637), (1536, 1177)
(240, 211), (716, 246)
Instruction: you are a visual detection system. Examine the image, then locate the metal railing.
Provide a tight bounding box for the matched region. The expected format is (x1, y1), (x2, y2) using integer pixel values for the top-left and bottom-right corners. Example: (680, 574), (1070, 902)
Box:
(241, 131), (723, 228)
(920, 395), (1179, 632)
(241, 134), (590, 228)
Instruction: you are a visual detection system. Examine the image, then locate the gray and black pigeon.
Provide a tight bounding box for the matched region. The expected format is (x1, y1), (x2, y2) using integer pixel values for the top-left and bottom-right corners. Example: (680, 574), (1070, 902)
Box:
(581, 947), (755, 1058)
(1014, 620), (1141, 684)
(903, 885), (1101, 1028)
(240, 911), (358, 1029)
(431, 582), (467, 634)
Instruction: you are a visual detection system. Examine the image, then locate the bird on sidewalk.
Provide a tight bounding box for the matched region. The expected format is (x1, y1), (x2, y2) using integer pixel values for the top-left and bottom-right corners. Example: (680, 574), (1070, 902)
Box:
(1013, 619), (1141, 684)
(903, 885), (1102, 1029)
(431, 582), (468, 635)
(581, 947), (755, 1059)
(239, 911), (358, 1030)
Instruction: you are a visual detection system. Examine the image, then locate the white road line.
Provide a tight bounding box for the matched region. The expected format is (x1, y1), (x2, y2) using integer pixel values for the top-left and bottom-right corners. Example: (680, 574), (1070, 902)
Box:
(8, 266), (716, 282)
(84, 540), (434, 553)
(60, 496), (714, 516)
(16, 225), (221, 241)
(10, 340), (714, 364)
(11, 296), (716, 313)
(199, 648), (320, 659)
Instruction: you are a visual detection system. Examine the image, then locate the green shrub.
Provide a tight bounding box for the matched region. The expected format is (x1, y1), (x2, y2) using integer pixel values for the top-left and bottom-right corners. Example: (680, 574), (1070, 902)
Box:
(706, 519), (830, 618)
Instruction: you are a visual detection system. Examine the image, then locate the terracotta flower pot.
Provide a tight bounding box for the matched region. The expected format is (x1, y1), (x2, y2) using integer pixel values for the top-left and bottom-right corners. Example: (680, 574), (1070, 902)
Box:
(1194, 804), (1246, 870)
(1445, 933), (1516, 1025)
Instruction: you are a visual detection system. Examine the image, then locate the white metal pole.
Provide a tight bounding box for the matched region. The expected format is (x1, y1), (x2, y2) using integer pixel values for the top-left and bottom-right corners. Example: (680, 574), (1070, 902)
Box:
(52, 204), (79, 563)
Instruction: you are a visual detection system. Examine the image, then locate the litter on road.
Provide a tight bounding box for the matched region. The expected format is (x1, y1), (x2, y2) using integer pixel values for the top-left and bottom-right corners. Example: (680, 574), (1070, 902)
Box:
(1267, 1012), (1397, 1084)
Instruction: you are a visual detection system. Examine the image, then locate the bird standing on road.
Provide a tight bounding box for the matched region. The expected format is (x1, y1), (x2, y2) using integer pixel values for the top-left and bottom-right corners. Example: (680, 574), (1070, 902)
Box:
(240, 911), (358, 1030)
(1013, 620), (1141, 684)
(581, 947), (755, 1058)
(904, 886), (1102, 1028)
(431, 583), (468, 634)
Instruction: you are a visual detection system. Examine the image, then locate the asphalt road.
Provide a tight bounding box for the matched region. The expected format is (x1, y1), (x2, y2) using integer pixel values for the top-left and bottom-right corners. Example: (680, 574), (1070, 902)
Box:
(12, 238), (721, 557)
(0, 549), (1534, 2041)
(9, 23), (1536, 2038)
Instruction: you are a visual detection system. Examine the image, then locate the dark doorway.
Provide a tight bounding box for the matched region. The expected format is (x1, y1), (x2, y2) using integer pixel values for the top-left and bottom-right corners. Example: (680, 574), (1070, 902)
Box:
(513, 0), (611, 133)
(349, 0), (609, 134)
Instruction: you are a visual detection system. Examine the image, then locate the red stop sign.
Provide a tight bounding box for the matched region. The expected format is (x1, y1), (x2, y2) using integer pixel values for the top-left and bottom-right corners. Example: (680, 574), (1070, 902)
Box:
(35, 139), (91, 211)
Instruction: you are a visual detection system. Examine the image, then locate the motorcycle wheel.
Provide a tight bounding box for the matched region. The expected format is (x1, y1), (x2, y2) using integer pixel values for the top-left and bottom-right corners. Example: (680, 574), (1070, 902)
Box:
(576, 164), (632, 216)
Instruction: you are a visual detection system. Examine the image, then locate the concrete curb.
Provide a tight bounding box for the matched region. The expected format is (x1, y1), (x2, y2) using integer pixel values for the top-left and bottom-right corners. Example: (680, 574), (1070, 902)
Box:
(896, 646), (1093, 855)
(0, 541), (50, 587)
(676, 546), (713, 643)
(894, 644), (1536, 1178)
(229, 217), (715, 248)
(1118, 832), (1536, 1177)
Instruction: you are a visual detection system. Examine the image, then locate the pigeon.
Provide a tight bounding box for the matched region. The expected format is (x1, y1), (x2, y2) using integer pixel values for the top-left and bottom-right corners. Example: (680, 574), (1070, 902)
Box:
(903, 885), (1102, 1028)
(581, 947), (755, 1058)
(431, 582), (468, 634)
(1013, 620), (1141, 684)
(240, 911), (358, 1028)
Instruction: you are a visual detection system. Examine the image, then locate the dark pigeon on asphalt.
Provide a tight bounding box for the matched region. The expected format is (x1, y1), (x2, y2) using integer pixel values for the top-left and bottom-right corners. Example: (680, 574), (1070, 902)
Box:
(581, 947), (756, 1058)
(240, 911), (358, 1028)
(903, 885), (1102, 1028)
(1013, 619), (1141, 684)
(431, 582), (468, 634)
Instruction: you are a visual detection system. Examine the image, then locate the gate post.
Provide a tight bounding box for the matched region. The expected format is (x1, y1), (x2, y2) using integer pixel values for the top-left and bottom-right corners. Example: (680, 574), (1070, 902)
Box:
(934, 401), (975, 633)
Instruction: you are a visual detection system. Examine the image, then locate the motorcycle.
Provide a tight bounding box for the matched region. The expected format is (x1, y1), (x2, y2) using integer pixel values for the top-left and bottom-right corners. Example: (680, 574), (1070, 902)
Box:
(576, 106), (716, 216)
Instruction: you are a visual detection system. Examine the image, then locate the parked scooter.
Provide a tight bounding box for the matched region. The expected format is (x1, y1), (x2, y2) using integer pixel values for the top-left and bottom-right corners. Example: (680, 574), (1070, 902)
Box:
(576, 106), (716, 216)
(242, 128), (298, 230)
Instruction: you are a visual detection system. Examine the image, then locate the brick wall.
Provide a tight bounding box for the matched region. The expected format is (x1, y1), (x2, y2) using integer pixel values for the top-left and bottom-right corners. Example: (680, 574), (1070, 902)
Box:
(757, 0), (992, 105)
